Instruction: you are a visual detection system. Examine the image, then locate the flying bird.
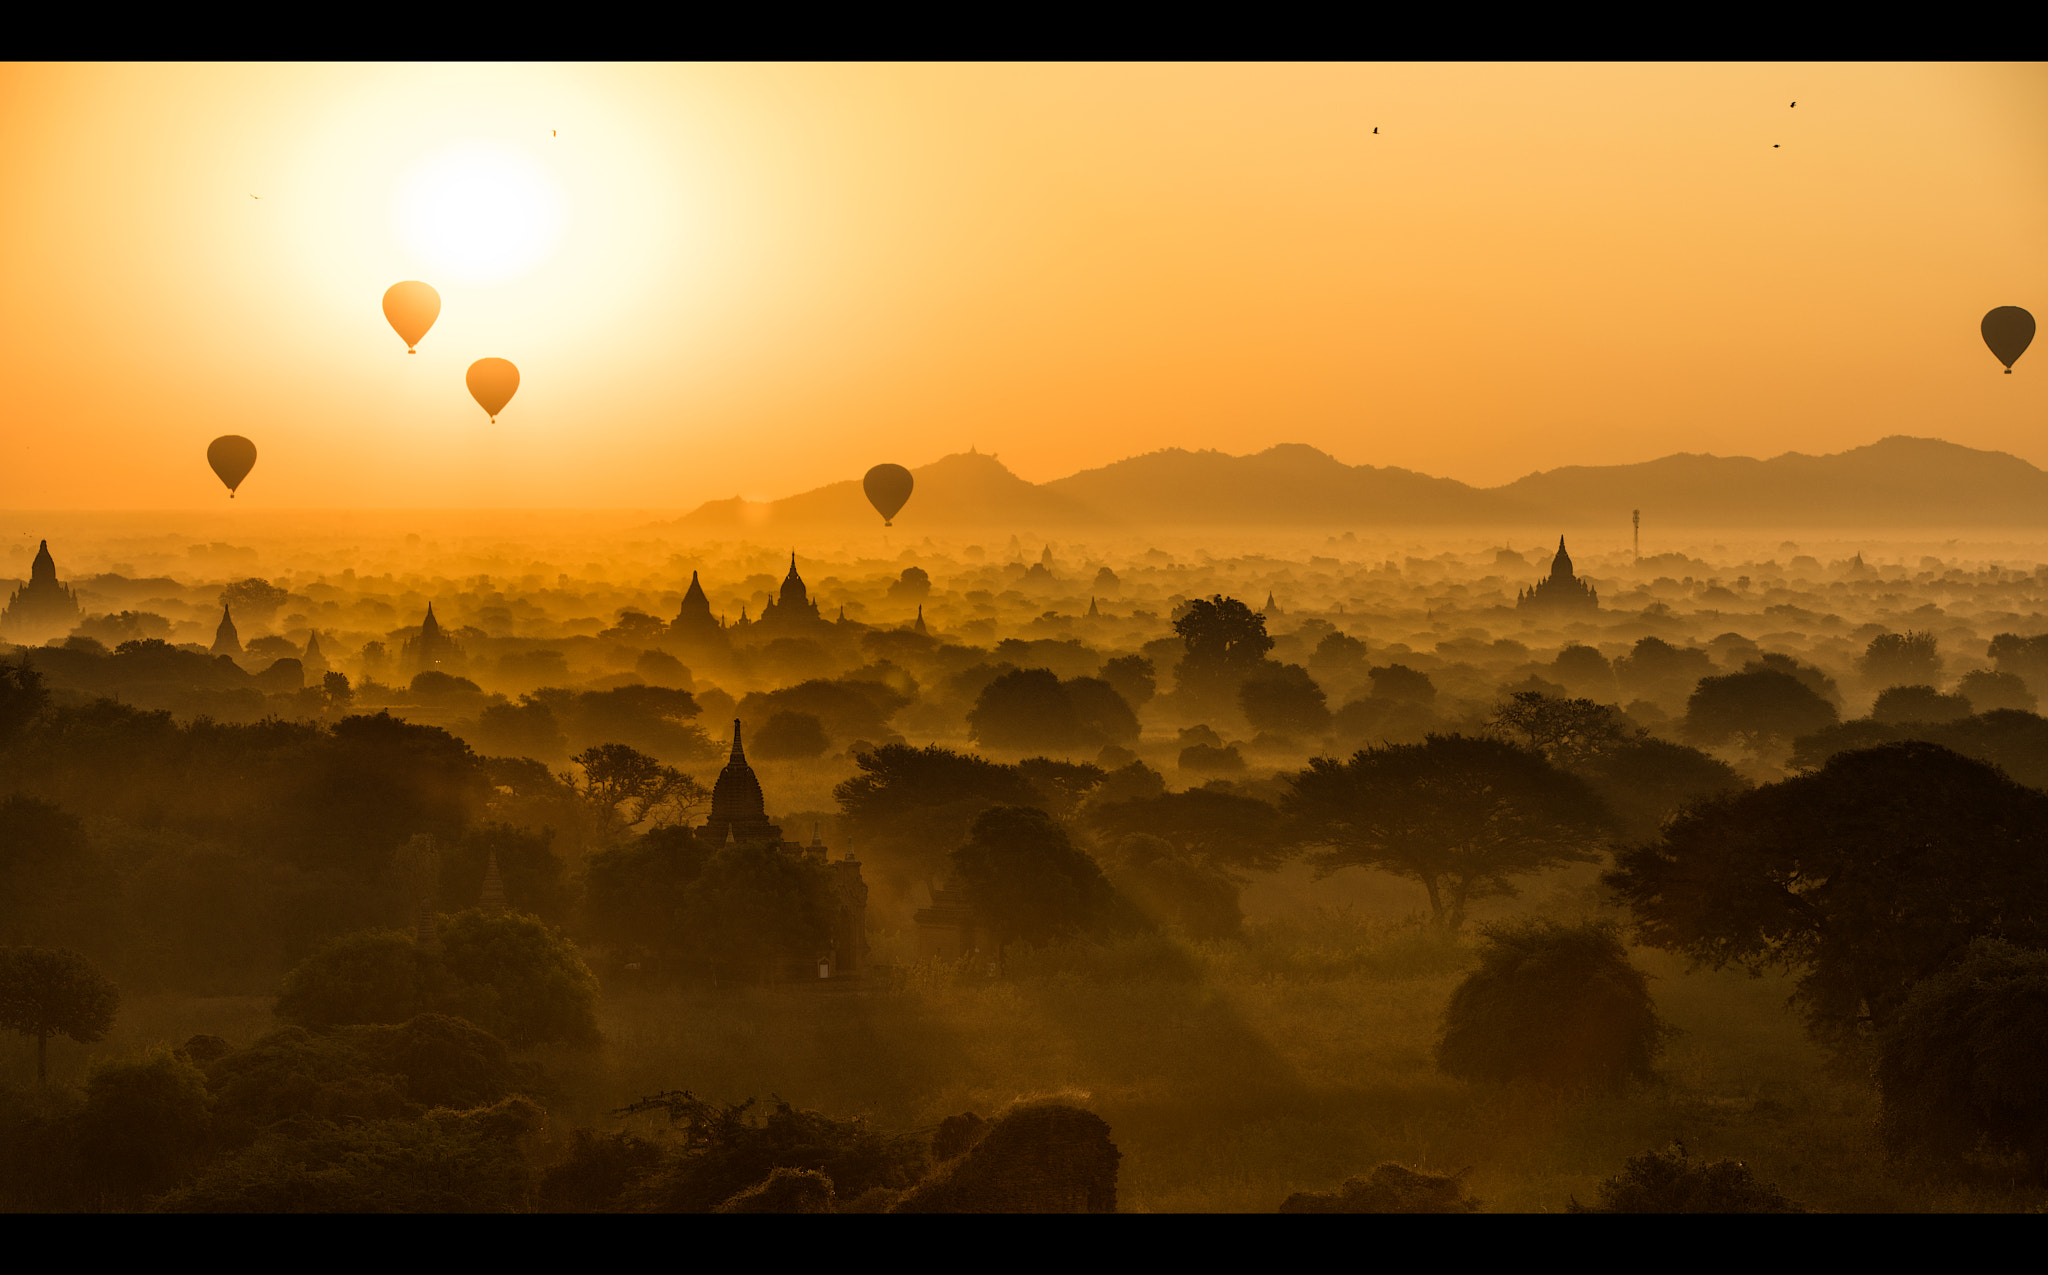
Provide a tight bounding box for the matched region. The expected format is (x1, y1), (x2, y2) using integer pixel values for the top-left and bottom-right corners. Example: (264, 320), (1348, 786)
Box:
(249, 194), (260, 199)
(1790, 101), (1796, 107)
(1373, 127), (1378, 134)
(551, 129), (557, 137)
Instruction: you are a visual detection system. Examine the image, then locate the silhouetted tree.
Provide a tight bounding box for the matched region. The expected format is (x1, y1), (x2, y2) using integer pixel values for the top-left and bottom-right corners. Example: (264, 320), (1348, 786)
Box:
(1088, 786), (1288, 871)
(1172, 596), (1273, 707)
(76, 1049), (212, 1196)
(1607, 742), (2048, 1043)
(679, 842), (834, 982)
(437, 910), (600, 1046)
(949, 806), (1119, 948)
(1435, 919), (1665, 1088)
(1489, 692), (1633, 765)
(1239, 663), (1331, 737)
(1573, 737), (1747, 844)
(1958, 669), (2037, 714)
(0, 946), (119, 1082)
(0, 655), (49, 747)
(1062, 676), (1140, 746)
(320, 670), (354, 712)
(1365, 664), (1435, 704)
(1682, 667), (1839, 749)
(410, 670), (482, 702)
(1099, 654), (1156, 708)
(1279, 1163), (1480, 1213)
(600, 609), (670, 644)
(1989, 632), (2048, 690)
(1014, 757), (1107, 823)
(573, 744), (710, 843)
(1549, 643), (1617, 699)
(475, 695), (568, 763)
(1286, 735), (1606, 933)
(1309, 632), (1370, 677)
(1790, 709), (2048, 791)
(753, 711), (830, 759)
(1567, 1147), (1803, 1213)
(1870, 684), (1971, 724)
(1859, 630), (1941, 688)
(887, 567), (932, 603)
(1747, 652), (1841, 707)
(1613, 637), (1714, 709)
(1876, 939), (2048, 1177)
(219, 578), (290, 625)
(584, 826), (712, 976)
(739, 678), (907, 750)
(275, 929), (435, 1030)
(0, 795), (112, 948)
(968, 668), (1084, 754)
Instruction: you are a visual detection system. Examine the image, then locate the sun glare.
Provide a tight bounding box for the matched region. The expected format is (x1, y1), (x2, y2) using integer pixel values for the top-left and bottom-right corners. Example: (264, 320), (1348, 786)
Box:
(392, 143), (566, 284)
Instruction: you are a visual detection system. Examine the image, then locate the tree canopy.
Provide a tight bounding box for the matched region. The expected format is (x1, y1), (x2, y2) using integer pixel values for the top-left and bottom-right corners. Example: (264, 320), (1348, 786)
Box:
(1682, 667), (1839, 749)
(1606, 741), (2048, 1043)
(0, 946), (119, 1082)
(1285, 735), (1607, 932)
(949, 806), (1120, 947)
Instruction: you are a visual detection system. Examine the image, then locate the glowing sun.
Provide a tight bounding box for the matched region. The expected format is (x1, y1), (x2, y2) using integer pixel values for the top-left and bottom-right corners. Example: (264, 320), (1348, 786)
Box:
(392, 143), (567, 284)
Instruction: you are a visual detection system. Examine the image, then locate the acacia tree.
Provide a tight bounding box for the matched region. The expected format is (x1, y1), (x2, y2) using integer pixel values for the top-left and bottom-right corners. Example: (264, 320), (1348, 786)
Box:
(1606, 741), (2048, 1044)
(573, 743), (709, 843)
(1488, 692), (1634, 766)
(1284, 735), (1607, 933)
(0, 946), (119, 1082)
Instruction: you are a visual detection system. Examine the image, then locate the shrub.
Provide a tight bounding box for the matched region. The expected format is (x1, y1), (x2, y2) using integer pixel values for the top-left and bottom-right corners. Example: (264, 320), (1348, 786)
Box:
(1876, 939), (2048, 1176)
(437, 911), (601, 1047)
(614, 1091), (928, 1213)
(205, 1015), (516, 1146)
(890, 1101), (1119, 1213)
(1278, 1163), (1480, 1213)
(158, 1097), (542, 1213)
(1435, 919), (1666, 1088)
(275, 929), (433, 1030)
(713, 1166), (836, 1213)
(76, 1049), (212, 1196)
(1567, 1146), (1804, 1212)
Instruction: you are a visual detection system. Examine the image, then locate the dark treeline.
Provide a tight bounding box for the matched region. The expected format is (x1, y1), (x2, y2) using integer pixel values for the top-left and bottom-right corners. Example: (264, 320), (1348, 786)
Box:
(10, 560), (2048, 1209)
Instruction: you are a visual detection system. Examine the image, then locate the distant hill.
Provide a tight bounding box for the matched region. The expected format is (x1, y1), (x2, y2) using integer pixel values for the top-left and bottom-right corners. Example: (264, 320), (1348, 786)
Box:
(670, 436), (2048, 534)
(1042, 444), (1528, 527)
(1496, 436), (2048, 528)
(672, 450), (1110, 533)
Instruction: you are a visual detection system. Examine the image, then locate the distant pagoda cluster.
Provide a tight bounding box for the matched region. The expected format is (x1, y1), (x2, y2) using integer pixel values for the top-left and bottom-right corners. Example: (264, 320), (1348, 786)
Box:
(2, 541), (82, 643)
(1517, 536), (1598, 612)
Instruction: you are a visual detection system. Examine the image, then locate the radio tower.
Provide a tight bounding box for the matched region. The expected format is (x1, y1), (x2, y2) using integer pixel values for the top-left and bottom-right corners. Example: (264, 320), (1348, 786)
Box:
(1632, 509), (1641, 561)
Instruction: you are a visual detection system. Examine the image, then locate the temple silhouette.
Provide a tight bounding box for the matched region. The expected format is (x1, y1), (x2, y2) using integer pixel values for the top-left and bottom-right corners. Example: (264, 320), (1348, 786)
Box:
(1, 541), (82, 643)
(1517, 536), (1598, 612)
(701, 718), (868, 978)
(401, 603), (465, 673)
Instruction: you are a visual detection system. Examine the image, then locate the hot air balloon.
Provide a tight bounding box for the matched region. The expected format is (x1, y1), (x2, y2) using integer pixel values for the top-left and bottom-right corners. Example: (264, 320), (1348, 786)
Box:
(382, 281), (441, 353)
(863, 464), (914, 526)
(208, 435), (258, 498)
(466, 358), (520, 422)
(1983, 306), (2036, 374)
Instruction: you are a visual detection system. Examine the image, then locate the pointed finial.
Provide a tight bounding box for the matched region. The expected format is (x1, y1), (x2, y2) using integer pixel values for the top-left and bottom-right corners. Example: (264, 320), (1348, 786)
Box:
(729, 718), (745, 762)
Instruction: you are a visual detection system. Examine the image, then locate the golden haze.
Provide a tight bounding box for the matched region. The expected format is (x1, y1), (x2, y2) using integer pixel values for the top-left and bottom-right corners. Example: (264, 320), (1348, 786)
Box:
(0, 62), (2043, 509)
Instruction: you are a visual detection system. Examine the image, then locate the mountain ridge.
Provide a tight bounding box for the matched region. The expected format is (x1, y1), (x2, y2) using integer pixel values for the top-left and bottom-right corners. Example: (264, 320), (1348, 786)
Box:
(671, 436), (2048, 532)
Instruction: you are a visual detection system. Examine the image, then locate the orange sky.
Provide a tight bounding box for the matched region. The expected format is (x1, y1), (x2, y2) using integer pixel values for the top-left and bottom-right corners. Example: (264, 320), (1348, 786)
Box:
(1, 62), (2043, 510)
